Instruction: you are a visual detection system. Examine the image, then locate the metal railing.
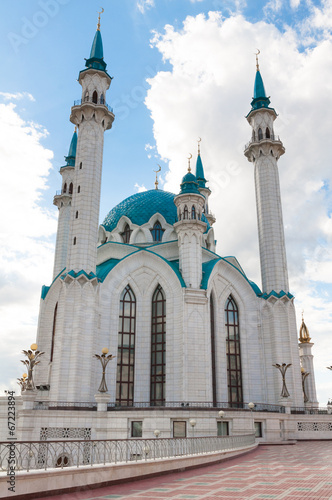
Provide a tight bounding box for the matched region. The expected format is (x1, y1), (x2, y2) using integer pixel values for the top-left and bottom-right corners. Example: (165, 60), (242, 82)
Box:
(33, 401), (285, 413)
(290, 406), (331, 415)
(244, 134), (281, 150)
(73, 98), (113, 113)
(0, 434), (255, 472)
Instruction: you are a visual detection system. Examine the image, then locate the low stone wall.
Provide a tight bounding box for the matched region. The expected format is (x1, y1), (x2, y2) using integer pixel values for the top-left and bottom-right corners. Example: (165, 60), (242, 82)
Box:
(0, 443), (257, 499)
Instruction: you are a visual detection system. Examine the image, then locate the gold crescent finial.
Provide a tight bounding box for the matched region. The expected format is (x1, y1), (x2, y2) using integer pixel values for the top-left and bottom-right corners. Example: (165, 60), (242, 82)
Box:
(255, 49), (260, 72)
(97, 7), (104, 31)
(74, 126), (77, 133)
(197, 137), (201, 155)
(154, 165), (161, 190)
(188, 153), (192, 173)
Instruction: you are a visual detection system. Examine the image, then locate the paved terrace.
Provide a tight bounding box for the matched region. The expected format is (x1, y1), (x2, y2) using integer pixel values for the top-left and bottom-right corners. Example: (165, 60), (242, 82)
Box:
(40, 441), (332, 500)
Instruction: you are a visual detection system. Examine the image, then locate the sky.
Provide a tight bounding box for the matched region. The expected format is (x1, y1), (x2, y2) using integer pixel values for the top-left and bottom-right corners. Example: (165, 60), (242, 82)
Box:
(0, 0), (331, 406)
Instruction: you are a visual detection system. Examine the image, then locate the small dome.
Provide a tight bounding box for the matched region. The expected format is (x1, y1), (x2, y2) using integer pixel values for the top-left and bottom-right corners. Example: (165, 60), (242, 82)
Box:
(180, 172), (201, 195)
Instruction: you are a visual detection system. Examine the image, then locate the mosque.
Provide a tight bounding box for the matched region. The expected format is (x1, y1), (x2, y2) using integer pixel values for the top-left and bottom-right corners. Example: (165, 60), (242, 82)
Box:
(6, 17), (332, 444)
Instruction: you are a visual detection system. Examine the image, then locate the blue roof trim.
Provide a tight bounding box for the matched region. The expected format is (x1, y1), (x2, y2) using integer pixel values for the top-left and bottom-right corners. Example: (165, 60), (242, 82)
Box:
(96, 249), (186, 287)
(41, 267), (66, 300)
(61, 269), (100, 281)
(259, 290), (294, 300)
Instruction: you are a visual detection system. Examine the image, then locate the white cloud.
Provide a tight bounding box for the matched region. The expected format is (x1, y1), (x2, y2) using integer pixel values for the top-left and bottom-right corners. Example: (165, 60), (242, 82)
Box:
(135, 183), (148, 192)
(0, 91), (35, 102)
(290, 0), (301, 8)
(137, 0), (155, 14)
(0, 98), (56, 392)
(146, 11), (332, 405)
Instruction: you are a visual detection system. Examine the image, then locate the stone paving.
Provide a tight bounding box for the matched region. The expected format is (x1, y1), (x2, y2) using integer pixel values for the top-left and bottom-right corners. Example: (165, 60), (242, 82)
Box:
(40, 442), (332, 500)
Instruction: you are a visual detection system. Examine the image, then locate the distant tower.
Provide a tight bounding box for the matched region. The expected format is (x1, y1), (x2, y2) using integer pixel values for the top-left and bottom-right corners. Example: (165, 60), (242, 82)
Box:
(174, 158), (206, 288)
(52, 128), (77, 279)
(244, 54), (289, 294)
(299, 315), (318, 406)
(195, 139), (215, 226)
(66, 12), (114, 274)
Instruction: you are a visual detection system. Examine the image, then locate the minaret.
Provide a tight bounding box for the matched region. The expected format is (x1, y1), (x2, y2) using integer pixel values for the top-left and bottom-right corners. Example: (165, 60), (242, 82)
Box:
(298, 315), (318, 406)
(66, 12), (114, 274)
(174, 157), (206, 288)
(195, 139), (215, 226)
(244, 54), (289, 294)
(53, 128), (77, 279)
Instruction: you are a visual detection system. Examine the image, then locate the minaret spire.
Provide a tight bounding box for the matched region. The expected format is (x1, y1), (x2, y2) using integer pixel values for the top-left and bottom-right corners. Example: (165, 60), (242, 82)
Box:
(97, 7), (104, 31)
(195, 139), (215, 226)
(244, 57), (288, 294)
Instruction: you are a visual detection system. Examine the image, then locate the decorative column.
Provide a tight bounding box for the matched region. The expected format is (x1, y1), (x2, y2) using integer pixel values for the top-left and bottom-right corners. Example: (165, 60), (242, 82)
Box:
(298, 316), (319, 407)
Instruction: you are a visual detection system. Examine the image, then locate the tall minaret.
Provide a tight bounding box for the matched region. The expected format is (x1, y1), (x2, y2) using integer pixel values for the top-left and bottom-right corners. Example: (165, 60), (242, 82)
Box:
(195, 139), (215, 226)
(244, 55), (289, 294)
(52, 128), (77, 279)
(174, 158), (206, 288)
(66, 12), (114, 274)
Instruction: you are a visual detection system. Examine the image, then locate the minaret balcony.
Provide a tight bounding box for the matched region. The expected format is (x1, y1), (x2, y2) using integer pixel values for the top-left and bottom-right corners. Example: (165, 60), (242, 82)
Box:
(53, 191), (72, 208)
(244, 134), (285, 160)
(73, 97), (113, 113)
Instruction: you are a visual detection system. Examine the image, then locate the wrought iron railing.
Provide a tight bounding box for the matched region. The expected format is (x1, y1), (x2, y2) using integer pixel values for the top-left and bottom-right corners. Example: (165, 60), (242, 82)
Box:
(73, 98), (113, 112)
(33, 401), (285, 413)
(290, 406), (330, 415)
(0, 434), (255, 472)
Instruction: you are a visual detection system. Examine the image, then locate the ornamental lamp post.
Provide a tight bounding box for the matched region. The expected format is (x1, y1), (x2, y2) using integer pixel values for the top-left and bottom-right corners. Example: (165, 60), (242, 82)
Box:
(189, 419), (197, 437)
(17, 373), (28, 392)
(218, 410), (225, 418)
(21, 344), (45, 390)
(154, 429), (160, 438)
(94, 348), (116, 393)
(248, 402), (255, 434)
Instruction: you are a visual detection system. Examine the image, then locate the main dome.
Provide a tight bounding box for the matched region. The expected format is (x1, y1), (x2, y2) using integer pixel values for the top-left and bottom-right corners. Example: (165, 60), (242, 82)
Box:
(102, 189), (178, 232)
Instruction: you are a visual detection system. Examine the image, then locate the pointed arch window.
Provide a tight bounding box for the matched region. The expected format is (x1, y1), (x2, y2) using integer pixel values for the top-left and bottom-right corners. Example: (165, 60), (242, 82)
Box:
(63, 183), (67, 194)
(183, 206), (188, 219)
(116, 286), (136, 406)
(191, 205), (196, 220)
(210, 294), (217, 407)
(266, 127), (270, 138)
(121, 223), (132, 244)
(150, 221), (164, 242)
(151, 285), (166, 406)
(50, 303), (58, 362)
(100, 93), (105, 104)
(92, 90), (98, 104)
(258, 128), (263, 140)
(84, 90), (89, 102)
(225, 296), (243, 408)
(69, 183), (73, 195)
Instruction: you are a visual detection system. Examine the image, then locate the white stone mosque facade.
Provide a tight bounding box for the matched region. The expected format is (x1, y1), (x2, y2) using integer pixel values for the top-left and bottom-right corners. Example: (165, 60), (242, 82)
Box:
(1, 19), (331, 446)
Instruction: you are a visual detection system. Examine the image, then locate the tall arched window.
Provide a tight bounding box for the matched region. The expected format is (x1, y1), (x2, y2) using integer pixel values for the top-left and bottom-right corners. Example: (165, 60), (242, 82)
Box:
(100, 93), (105, 104)
(116, 286), (136, 406)
(50, 303), (58, 362)
(183, 206), (188, 219)
(121, 223), (132, 244)
(266, 127), (270, 138)
(92, 90), (98, 104)
(191, 205), (196, 220)
(258, 128), (263, 140)
(151, 285), (166, 406)
(69, 183), (73, 195)
(63, 183), (67, 194)
(210, 295), (217, 406)
(225, 296), (243, 408)
(84, 90), (89, 102)
(150, 221), (164, 242)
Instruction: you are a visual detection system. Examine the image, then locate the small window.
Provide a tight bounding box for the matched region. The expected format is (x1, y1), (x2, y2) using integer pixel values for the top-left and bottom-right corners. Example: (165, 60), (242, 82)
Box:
(73, 237), (76, 245)
(69, 183), (73, 195)
(121, 223), (132, 244)
(258, 128), (263, 140)
(217, 421), (229, 436)
(78, 186), (80, 193)
(191, 205), (196, 220)
(266, 127), (270, 139)
(92, 90), (98, 104)
(131, 421), (142, 438)
(75, 211), (78, 219)
(150, 221), (164, 242)
(173, 421), (186, 438)
(79, 162), (82, 169)
(63, 183), (67, 193)
(254, 422), (263, 438)
(183, 206), (188, 220)
(100, 93), (105, 104)
(84, 91), (89, 102)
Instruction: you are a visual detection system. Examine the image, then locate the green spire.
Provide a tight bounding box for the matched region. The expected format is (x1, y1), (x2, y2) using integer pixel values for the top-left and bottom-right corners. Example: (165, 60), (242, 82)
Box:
(85, 29), (107, 72)
(195, 140), (207, 188)
(64, 128), (77, 167)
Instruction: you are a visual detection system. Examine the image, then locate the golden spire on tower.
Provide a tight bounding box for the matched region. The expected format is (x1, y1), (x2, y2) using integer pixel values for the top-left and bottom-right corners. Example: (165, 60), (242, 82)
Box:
(97, 7), (104, 31)
(299, 311), (311, 343)
(255, 49), (260, 72)
(154, 165), (161, 190)
(187, 153), (192, 173)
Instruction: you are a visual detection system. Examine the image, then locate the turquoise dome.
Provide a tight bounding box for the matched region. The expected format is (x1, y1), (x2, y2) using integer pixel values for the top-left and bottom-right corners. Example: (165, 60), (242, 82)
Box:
(180, 172), (200, 195)
(102, 190), (178, 232)
(102, 189), (210, 233)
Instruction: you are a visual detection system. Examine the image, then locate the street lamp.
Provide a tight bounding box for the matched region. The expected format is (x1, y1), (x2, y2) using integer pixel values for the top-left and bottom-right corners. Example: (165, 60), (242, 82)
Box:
(94, 348), (116, 393)
(154, 429), (160, 438)
(189, 419), (196, 437)
(21, 344), (45, 390)
(218, 410), (225, 418)
(248, 402), (255, 435)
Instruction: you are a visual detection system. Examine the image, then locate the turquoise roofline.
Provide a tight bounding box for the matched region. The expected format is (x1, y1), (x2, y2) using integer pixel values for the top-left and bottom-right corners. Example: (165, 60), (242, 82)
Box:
(83, 29), (108, 74)
(180, 171), (201, 195)
(195, 154), (207, 188)
(41, 267), (66, 300)
(247, 69), (274, 116)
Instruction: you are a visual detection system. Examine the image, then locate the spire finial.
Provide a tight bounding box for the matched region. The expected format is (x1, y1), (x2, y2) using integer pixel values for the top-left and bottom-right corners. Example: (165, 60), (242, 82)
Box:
(154, 165), (161, 190)
(197, 137), (201, 156)
(255, 49), (260, 72)
(187, 153), (192, 173)
(74, 126), (77, 133)
(97, 7), (104, 31)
